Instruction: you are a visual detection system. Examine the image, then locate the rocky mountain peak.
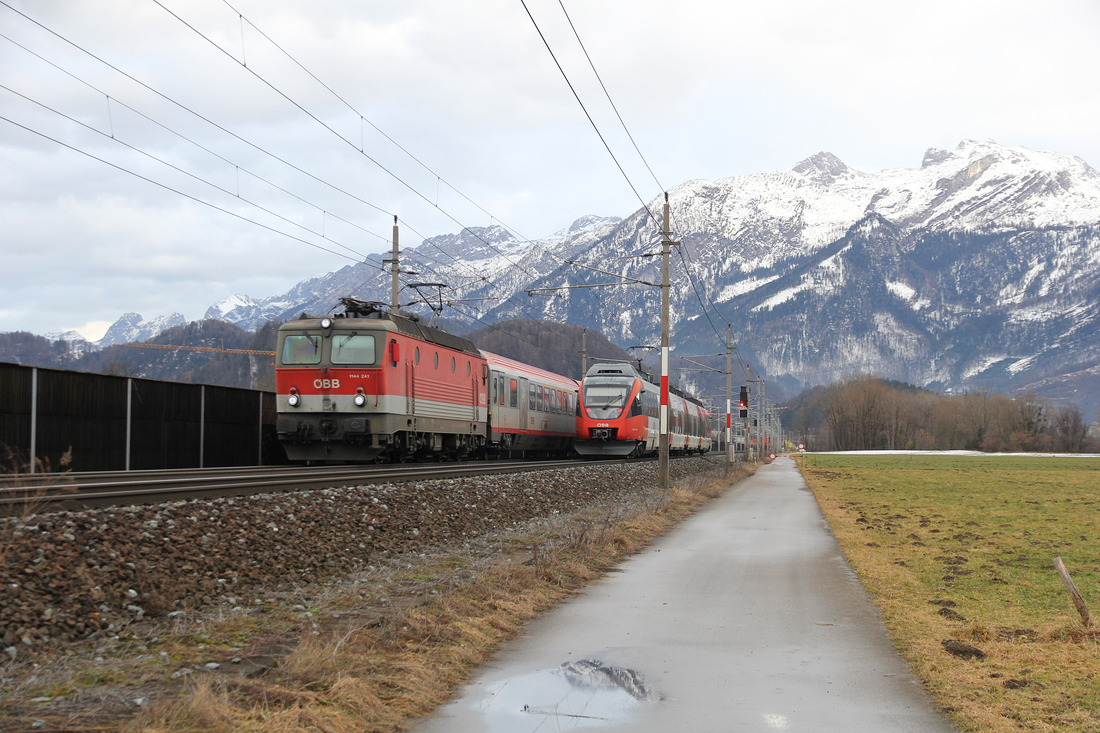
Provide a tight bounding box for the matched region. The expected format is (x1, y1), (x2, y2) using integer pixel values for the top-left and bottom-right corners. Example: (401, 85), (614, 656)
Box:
(416, 225), (520, 261)
(792, 151), (853, 184)
(99, 312), (186, 347)
(921, 147), (953, 168)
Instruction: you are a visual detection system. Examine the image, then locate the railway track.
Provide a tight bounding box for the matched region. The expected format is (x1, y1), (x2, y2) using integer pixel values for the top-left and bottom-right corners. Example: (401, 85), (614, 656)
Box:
(0, 458), (633, 515)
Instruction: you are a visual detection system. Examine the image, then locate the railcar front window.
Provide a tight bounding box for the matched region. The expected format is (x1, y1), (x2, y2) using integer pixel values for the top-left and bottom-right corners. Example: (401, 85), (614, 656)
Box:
(583, 379), (632, 419)
(331, 333), (376, 364)
(282, 334), (322, 365)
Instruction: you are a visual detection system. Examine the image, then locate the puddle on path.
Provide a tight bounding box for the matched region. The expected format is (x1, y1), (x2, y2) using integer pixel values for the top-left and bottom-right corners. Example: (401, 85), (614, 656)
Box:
(471, 659), (657, 731)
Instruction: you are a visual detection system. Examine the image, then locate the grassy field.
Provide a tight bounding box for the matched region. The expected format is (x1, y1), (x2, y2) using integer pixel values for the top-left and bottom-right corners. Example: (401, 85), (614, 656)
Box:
(798, 453), (1100, 732)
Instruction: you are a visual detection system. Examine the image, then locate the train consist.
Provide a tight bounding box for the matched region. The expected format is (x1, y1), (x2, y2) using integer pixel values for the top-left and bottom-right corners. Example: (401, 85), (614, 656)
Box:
(275, 298), (710, 462)
(574, 362), (710, 457)
(275, 299), (578, 462)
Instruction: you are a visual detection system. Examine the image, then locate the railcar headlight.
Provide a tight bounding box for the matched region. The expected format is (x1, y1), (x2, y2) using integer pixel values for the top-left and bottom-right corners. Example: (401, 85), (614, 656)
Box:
(353, 388), (367, 407)
(287, 388), (301, 408)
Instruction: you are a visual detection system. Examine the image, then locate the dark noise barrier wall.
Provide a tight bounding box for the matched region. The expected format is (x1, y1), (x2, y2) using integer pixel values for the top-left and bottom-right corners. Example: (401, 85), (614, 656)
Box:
(0, 363), (282, 473)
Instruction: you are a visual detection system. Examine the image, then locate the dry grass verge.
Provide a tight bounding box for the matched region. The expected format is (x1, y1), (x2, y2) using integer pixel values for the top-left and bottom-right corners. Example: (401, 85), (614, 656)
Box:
(799, 453), (1100, 733)
(7, 460), (751, 732)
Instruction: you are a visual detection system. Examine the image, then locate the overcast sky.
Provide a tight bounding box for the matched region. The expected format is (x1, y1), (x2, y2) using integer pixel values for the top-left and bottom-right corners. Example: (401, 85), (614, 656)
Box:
(2, 0), (1098, 340)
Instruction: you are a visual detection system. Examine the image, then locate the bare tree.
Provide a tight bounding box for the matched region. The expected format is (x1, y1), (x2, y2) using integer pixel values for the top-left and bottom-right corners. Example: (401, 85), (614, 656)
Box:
(1051, 404), (1088, 453)
(824, 375), (889, 450)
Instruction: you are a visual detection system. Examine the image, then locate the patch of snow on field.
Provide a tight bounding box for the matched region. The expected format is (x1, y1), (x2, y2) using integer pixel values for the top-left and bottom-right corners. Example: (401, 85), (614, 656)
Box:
(807, 450), (1100, 458)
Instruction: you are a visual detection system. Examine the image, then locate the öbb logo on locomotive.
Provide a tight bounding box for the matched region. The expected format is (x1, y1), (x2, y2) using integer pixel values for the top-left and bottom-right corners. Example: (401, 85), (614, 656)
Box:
(274, 297), (710, 463)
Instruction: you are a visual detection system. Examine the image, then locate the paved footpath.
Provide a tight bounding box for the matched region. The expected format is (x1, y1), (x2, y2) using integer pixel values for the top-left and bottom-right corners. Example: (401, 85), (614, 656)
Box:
(413, 457), (956, 732)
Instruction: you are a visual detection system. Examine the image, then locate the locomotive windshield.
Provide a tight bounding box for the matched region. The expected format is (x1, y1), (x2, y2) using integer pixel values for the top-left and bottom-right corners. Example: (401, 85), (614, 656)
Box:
(331, 333), (376, 364)
(282, 334), (322, 365)
(582, 378), (633, 419)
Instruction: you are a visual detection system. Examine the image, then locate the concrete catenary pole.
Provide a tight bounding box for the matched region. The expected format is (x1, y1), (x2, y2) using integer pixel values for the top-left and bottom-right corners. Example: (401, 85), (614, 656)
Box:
(581, 328), (588, 377)
(390, 215), (400, 312)
(726, 325), (733, 463)
(660, 193), (672, 489)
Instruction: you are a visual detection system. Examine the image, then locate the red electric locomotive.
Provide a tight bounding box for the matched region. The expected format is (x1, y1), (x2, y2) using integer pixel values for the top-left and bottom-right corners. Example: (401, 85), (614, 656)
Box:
(275, 298), (578, 462)
(574, 362), (710, 457)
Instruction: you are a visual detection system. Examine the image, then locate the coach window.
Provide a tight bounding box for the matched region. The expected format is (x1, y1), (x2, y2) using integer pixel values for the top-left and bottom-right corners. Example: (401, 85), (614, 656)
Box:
(509, 379), (518, 408)
(528, 384), (536, 410)
(331, 333), (376, 364)
(281, 334), (322, 365)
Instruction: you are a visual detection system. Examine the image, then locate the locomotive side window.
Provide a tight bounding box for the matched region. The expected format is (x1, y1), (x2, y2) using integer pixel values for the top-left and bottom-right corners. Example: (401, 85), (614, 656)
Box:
(467, 361), (471, 376)
(281, 334), (322, 365)
(434, 352), (439, 369)
(330, 334), (376, 364)
(415, 347), (420, 365)
(451, 356), (456, 373)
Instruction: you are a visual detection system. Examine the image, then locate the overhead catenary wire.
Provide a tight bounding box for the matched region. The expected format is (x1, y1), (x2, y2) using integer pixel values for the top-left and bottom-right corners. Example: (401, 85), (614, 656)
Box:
(1, 115), (367, 266)
(519, 0), (661, 234)
(152, 0), (546, 283)
(525, 0), (752, 380)
(0, 3), (396, 223)
(553, 0), (664, 195)
(0, 43), (386, 257)
(211, 0), (682, 360)
(164, 0), (614, 349)
(5, 0), (548, 331)
(0, 84), (374, 260)
(1, 1), (571, 350)
(4, 1), (682, 362)
(221, 0), (522, 244)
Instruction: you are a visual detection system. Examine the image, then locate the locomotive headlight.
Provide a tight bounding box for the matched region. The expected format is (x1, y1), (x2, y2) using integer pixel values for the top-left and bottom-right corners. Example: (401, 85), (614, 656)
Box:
(353, 388), (367, 407)
(287, 388), (301, 408)
(320, 317), (333, 329)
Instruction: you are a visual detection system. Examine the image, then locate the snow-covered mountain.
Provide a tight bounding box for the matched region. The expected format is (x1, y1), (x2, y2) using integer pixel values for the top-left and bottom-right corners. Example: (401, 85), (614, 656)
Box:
(42, 330), (95, 356)
(98, 312), (186, 347)
(199, 139), (1100, 414)
(207, 214), (624, 330)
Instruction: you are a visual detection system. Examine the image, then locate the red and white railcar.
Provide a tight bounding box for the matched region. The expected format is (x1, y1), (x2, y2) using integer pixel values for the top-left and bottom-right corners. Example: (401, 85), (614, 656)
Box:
(574, 362), (710, 458)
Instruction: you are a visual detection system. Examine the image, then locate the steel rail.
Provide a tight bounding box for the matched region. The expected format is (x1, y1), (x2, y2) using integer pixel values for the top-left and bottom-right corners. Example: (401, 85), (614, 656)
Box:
(0, 458), (639, 515)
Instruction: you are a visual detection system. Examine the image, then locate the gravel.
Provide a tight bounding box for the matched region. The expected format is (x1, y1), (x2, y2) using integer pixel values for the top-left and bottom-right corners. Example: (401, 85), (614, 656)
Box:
(1, 458), (716, 660)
